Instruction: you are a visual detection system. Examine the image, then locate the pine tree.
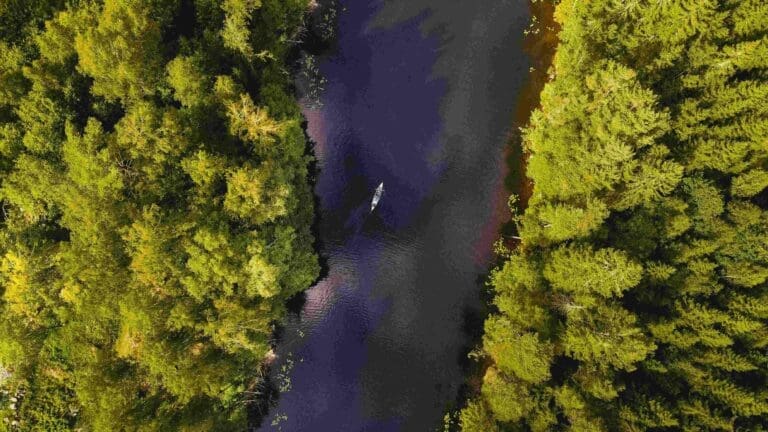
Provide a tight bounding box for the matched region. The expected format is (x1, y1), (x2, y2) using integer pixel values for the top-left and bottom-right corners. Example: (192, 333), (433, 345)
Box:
(466, 1), (768, 430)
(0, 0), (320, 429)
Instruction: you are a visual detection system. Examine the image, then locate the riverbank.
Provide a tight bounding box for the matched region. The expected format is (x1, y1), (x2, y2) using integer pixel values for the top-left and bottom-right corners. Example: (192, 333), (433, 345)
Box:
(459, 0), (768, 429)
(509, 0), (559, 209)
(451, 0), (560, 426)
(501, 0), (559, 242)
(247, 2), (340, 428)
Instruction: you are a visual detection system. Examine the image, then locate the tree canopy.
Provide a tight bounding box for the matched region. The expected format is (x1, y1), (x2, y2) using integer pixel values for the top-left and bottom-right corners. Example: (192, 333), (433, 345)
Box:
(0, 0), (319, 430)
(463, 0), (768, 431)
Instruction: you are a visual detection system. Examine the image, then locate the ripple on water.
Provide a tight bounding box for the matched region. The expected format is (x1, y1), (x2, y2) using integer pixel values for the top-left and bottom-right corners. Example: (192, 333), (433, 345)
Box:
(261, 0), (531, 429)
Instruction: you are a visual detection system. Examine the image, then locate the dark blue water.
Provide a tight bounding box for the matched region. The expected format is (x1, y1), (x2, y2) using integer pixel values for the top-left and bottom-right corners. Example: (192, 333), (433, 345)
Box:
(261, 1), (531, 430)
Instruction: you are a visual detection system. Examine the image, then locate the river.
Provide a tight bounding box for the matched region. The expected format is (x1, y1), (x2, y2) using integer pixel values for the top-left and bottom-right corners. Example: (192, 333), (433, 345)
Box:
(260, 1), (531, 430)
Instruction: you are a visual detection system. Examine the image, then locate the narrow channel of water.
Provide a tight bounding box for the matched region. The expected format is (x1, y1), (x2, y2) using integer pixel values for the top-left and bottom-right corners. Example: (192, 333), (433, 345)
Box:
(261, 1), (531, 430)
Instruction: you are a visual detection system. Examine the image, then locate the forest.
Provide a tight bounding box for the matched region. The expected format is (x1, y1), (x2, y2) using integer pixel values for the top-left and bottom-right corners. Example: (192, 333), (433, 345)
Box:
(0, 0), (319, 430)
(461, 0), (768, 431)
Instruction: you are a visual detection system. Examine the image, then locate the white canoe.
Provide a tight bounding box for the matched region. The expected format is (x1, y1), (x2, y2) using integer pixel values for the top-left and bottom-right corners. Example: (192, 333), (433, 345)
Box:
(370, 182), (384, 212)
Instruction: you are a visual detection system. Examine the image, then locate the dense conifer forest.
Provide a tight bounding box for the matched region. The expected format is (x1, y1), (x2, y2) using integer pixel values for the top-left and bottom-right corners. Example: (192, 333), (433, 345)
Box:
(462, 0), (768, 430)
(0, 0), (319, 430)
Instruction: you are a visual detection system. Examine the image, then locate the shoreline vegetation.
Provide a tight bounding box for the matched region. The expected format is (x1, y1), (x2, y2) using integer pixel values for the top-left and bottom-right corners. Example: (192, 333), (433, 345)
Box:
(0, 1), (320, 430)
(461, 0), (768, 431)
(508, 0), (558, 212)
(501, 0), (559, 246)
(450, 0), (561, 425)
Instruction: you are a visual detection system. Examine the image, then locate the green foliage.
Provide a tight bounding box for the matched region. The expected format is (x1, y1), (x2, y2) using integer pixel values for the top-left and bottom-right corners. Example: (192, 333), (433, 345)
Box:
(74, 0), (164, 101)
(481, 367), (536, 423)
(732, 168), (768, 198)
(483, 316), (553, 384)
(525, 60), (674, 206)
(459, 400), (499, 432)
(0, 0), (318, 430)
(544, 245), (643, 300)
(523, 198), (609, 243)
(564, 303), (655, 371)
(167, 55), (211, 108)
(468, 0), (768, 430)
(0, 0), (65, 45)
(0, 42), (27, 106)
(221, 0), (262, 59)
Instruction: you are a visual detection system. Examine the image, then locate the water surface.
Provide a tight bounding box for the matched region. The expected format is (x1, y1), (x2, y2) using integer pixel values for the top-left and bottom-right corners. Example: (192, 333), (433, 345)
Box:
(262, 1), (531, 430)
